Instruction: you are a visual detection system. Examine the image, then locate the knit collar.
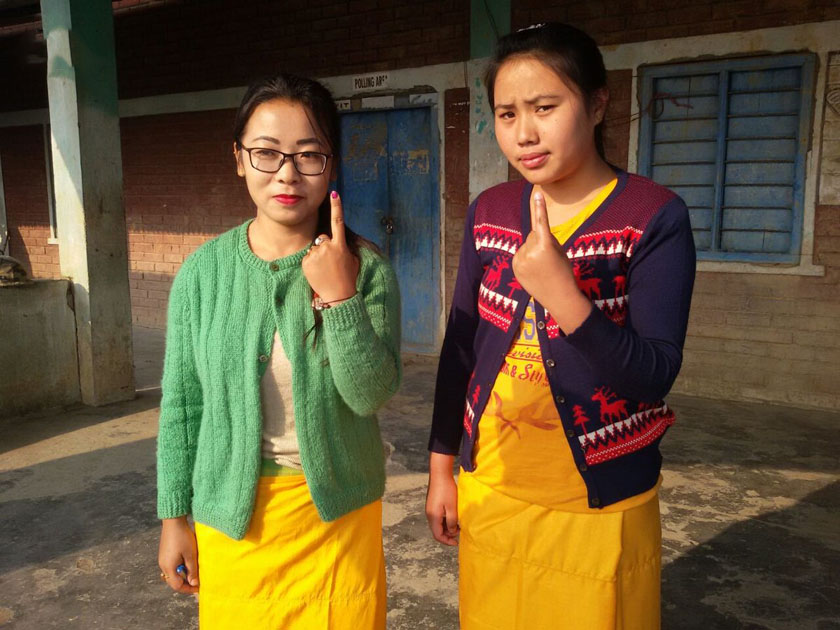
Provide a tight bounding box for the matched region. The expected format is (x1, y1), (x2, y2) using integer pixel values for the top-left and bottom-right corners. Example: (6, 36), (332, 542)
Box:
(237, 219), (308, 273)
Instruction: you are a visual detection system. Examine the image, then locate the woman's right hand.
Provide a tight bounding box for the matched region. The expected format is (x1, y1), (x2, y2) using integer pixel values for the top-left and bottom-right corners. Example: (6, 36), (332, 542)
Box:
(425, 452), (459, 546)
(158, 516), (200, 593)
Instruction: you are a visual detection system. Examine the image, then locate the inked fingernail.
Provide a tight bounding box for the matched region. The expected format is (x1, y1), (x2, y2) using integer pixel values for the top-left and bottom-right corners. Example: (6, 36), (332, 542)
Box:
(331, 190), (338, 199)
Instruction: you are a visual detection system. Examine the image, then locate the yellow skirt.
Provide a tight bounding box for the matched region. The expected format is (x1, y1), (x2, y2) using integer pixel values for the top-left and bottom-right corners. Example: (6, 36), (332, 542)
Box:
(194, 474), (386, 630)
(458, 471), (661, 630)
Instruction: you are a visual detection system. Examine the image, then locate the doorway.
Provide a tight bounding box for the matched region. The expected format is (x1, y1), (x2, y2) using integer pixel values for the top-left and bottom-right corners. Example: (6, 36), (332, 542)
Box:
(338, 107), (440, 354)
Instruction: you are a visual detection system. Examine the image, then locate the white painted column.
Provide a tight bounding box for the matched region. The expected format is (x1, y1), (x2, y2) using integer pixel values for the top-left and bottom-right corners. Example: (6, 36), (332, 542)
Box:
(468, 58), (508, 203)
(41, 0), (134, 405)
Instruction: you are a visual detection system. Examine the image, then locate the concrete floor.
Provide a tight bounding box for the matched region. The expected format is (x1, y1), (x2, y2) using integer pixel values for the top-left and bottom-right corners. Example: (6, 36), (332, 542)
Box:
(0, 326), (838, 629)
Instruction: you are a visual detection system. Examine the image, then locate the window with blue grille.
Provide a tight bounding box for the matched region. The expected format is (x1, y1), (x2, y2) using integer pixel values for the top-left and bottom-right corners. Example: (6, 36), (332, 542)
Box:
(638, 54), (815, 263)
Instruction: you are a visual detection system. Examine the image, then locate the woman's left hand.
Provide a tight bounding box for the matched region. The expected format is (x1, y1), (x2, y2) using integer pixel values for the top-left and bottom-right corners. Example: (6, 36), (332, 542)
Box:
(302, 191), (360, 302)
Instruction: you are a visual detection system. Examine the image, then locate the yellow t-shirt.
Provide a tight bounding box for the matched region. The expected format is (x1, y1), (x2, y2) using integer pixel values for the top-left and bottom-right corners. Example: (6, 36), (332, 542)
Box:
(472, 179), (658, 512)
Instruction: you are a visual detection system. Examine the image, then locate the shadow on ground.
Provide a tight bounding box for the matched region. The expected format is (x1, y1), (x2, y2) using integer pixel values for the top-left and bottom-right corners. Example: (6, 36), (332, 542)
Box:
(0, 343), (838, 629)
(662, 482), (840, 630)
(0, 391), (160, 456)
(0, 441), (157, 574)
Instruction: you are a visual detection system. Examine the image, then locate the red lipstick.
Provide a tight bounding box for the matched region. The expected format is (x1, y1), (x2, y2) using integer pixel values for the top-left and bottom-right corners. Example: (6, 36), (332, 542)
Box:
(273, 194), (303, 206)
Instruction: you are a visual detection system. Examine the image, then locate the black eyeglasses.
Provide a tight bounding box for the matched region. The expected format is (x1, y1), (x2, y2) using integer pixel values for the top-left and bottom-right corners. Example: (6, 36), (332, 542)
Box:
(239, 146), (332, 176)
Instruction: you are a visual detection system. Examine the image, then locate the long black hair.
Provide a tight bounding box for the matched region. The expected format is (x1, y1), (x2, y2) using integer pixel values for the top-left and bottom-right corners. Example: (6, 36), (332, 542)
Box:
(484, 23), (608, 159)
(233, 73), (375, 257)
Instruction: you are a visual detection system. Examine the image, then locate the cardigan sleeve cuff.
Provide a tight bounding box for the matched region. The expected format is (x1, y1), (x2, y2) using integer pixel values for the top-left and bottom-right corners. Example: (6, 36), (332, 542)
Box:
(320, 292), (368, 331)
(157, 493), (192, 520)
(428, 436), (461, 455)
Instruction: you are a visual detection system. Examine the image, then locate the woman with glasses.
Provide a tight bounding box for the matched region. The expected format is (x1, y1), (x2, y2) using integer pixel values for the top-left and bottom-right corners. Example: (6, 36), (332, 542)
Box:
(156, 73), (401, 629)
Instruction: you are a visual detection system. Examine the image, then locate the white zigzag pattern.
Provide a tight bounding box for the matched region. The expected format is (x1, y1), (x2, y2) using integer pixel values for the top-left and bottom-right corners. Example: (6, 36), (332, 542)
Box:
(475, 237), (519, 254)
(474, 222), (523, 236)
(566, 227), (644, 260)
(577, 404), (670, 447)
(593, 294), (629, 310)
(479, 283), (519, 313)
(474, 223), (522, 254)
(464, 401), (476, 436)
(465, 402), (475, 422)
(546, 295), (629, 322)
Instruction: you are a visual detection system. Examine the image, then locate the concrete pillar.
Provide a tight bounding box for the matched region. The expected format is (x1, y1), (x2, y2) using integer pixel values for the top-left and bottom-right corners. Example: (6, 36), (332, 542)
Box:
(40, 0), (134, 405)
(470, 0), (510, 59)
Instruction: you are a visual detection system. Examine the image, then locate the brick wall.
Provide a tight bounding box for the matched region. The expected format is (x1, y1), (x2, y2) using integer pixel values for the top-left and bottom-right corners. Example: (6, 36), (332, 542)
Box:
(122, 109), (252, 327)
(0, 111), (250, 328)
(675, 228), (840, 409)
(603, 69), (631, 171)
(512, 0), (840, 45)
(0, 125), (60, 279)
(115, 0), (469, 100)
(0, 0), (470, 112)
(443, 87), (470, 316)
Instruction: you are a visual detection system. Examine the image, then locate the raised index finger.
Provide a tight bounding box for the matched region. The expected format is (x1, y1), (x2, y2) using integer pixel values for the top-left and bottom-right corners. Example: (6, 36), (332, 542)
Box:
(531, 191), (551, 237)
(329, 190), (346, 245)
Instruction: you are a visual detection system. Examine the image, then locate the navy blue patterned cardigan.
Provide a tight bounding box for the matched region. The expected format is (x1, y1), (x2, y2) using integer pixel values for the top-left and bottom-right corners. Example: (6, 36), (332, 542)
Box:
(429, 169), (696, 509)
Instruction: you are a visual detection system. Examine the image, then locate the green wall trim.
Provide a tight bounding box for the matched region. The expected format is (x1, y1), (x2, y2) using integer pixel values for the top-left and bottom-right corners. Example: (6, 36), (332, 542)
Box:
(470, 0), (510, 59)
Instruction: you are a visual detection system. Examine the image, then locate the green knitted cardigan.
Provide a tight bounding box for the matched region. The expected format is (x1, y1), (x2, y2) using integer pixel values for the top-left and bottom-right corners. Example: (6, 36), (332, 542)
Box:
(156, 219), (402, 540)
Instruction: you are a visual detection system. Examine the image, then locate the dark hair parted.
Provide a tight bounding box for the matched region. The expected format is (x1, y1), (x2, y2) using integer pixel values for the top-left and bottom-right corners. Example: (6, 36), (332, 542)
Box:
(233, 73), (377, 259)
(484, 23), (608, 159)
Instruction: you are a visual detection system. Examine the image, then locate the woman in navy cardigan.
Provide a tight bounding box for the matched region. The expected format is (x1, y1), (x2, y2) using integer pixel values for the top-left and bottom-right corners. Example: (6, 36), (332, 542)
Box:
(426, 23), (696, 630)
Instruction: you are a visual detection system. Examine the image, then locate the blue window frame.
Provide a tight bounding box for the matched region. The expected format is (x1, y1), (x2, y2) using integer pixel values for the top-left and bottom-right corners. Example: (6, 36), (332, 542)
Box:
(638, 54), (815, 263)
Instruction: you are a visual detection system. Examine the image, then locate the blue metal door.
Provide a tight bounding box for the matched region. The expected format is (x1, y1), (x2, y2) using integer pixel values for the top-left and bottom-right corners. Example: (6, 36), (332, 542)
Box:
(338, 108), (440, 354)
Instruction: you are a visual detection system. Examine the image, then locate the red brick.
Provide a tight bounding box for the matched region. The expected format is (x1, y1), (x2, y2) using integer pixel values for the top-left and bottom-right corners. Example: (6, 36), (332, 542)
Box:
(667, 5), (713, 24)
(443, 86), (470, 315)
(567, 1), (607, 21)
(815, 205), (840, 237)
(579, 16), (627, 36)
(711, 0), (762, 20)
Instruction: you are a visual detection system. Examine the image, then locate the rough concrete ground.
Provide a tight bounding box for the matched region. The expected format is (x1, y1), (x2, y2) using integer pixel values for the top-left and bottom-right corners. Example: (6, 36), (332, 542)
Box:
(0, 325), (838, 629)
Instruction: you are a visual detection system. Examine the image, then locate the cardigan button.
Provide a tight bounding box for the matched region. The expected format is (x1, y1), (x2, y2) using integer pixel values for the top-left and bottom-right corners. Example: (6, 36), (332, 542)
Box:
(579, 463), (588, 472)
(555, 394), (565, 404)
(566, 428), (575, 438)
(258, 354), (269, 363)
(591, 497), (601, 507)
(269, 263), (280, 271)
(537, 321), (545, 330)
(546, 359), (556, 368)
